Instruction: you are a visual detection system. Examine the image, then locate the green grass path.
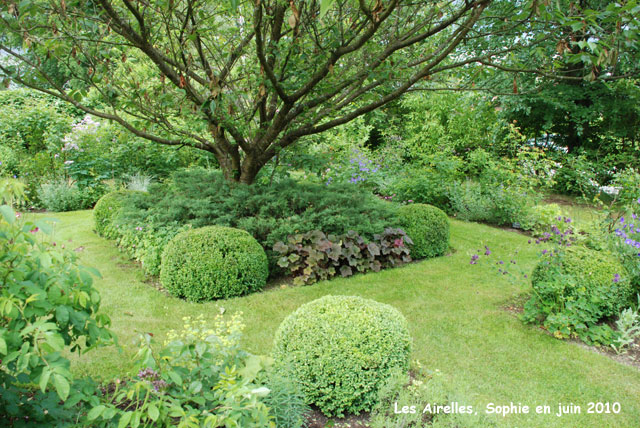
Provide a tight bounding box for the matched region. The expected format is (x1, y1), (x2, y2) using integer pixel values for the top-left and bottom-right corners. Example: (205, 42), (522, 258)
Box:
(40, 210), (640, 428)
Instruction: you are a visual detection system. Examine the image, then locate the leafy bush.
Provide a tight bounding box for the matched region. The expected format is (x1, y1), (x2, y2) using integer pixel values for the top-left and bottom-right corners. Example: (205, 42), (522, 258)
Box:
(449, 180), (534, 227)
(521, 204), (572, 236)
(87, 315), (276, 427)
(610, 167), (640, 208)
(384, 152), (464, 211)
(93, 189), (141, 238)
(274, 228), (412, 285)
(397, 203), (449, 259)
(552, 154), (600, 197)
(0, 145), (21, 177)
(119, 167), (400, 274)
(0, 180), (114, 425)
(114, 222), (190, 277)
(37, 179), (105, 212)
(160, 226), (268, 301)
(272, 295), (412, 417)
(524, 245), (633, 344)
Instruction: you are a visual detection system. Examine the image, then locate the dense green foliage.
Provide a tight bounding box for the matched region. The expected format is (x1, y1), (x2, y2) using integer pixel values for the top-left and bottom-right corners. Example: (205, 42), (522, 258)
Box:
(86, 315), (277, 427)
(272, 295), (412, 417)
(397, 204), (449, 259)
(524, 246), (633, 344)
(160, 226), (268, 302)
(0, 180), (113, 425)
(0, 89), (208, 209)
(274, 228), (412, 285)
(114, 223), (189, 277)
(119, 168), (399, 273)
(5, 0), (639, 183)
(37, 179), (104, 212)
(93, 190), (141, 238)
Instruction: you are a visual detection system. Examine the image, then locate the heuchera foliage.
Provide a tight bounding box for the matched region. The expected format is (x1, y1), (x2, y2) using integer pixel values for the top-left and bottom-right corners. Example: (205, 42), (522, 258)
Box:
(274, 228), (412, 285)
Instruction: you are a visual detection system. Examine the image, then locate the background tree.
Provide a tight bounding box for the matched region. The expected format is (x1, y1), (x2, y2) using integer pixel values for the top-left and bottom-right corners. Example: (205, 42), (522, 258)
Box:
(1, 0), (638, 183)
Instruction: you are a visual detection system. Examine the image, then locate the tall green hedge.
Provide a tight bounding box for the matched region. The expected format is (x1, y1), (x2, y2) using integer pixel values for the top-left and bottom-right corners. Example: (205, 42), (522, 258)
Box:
(160, 226), (268, 301)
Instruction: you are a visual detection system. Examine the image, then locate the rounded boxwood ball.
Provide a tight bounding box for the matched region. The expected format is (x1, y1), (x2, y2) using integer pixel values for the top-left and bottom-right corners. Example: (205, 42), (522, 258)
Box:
(93, 190), (140, 238)
(397, 203), (449, 259)
(531, 245), (632, 317)
(272, 295), (412, 417)
(160, 226), (268, 301)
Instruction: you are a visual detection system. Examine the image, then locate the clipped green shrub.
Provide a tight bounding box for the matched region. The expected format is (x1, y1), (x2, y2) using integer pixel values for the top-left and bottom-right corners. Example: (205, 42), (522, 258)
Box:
(93, 190), (141, 237)
(525, 245), (632, 343)
(397, 203), (449, 259)
(272, 295), (412, 417)
(160, 226), (268, 301)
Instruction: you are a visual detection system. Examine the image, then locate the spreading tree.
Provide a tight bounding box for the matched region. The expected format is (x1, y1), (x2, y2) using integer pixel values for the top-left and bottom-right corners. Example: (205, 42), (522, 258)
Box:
(1, 0), (638, 183)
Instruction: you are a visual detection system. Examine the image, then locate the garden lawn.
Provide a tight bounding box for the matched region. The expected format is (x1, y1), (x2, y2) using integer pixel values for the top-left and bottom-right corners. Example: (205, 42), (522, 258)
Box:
(35, 210), (640, 428)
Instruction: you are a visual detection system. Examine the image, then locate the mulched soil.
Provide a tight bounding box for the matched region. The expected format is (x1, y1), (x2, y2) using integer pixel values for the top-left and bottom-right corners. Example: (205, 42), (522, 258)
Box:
(304, 408), (371, 428)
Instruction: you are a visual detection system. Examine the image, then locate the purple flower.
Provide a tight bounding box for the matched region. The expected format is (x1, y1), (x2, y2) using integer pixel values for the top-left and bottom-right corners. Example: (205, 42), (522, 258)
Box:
(470, 254), (479, 264)
(542, 249), (548, 255)
(613, 274), (621, 283)
(484, 246), (491, 256)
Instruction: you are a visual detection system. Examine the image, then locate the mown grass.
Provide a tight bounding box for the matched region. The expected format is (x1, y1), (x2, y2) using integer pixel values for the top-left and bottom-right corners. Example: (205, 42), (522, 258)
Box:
(34, 210), (640, 428)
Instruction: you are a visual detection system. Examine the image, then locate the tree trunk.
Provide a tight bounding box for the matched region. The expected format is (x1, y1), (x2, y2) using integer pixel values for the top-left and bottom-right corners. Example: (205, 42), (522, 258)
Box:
(214, 148), (264, 185)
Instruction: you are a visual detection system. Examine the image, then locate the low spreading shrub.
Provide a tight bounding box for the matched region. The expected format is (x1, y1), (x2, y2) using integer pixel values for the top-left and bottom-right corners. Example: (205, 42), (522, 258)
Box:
(160, 226), (268, 301)
(93, 189), (141, 238)
(524, 245), (633, 344)
(272, 295), (412, 417)
(274, 228), (412, 285)
(119, 167), (400, 274)
(397, 203), (449, 259)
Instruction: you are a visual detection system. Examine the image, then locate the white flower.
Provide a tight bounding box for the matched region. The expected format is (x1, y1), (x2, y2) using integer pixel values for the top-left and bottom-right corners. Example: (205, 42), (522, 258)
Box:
(64, 160), (74, 165)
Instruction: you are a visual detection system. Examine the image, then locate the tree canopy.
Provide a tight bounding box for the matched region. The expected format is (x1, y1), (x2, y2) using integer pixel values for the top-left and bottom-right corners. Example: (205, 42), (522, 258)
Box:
(1, 0), (639, 183)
